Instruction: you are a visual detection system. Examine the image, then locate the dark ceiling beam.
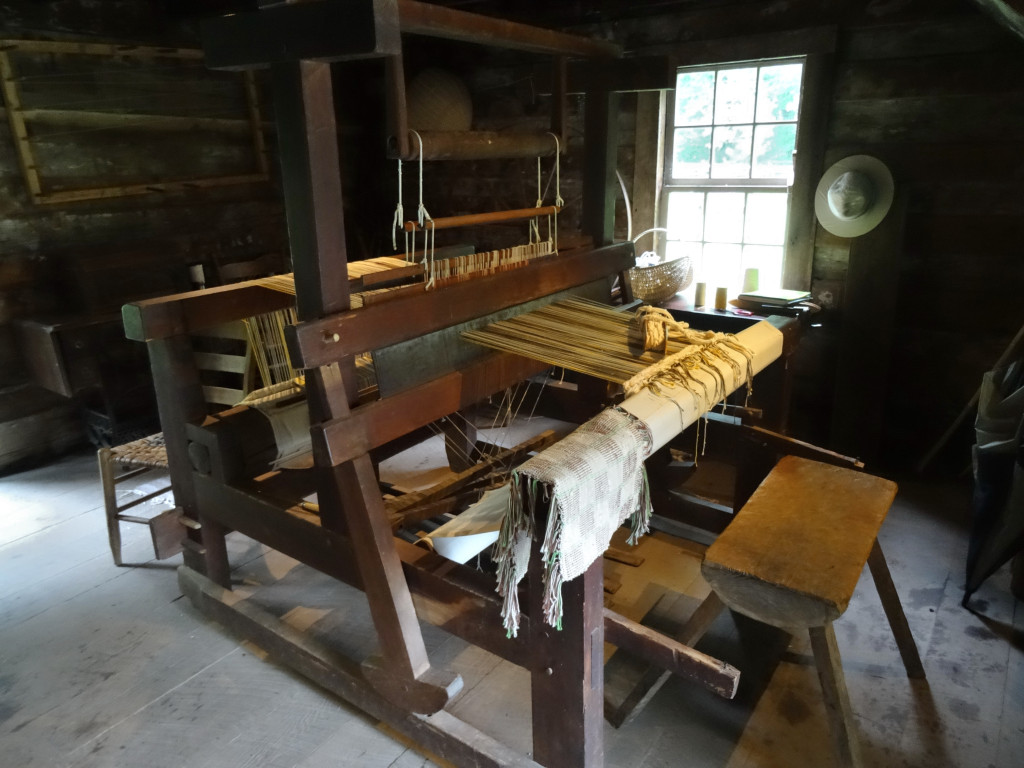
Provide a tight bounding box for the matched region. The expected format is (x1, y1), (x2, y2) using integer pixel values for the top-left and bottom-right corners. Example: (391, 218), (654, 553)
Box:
(397, 0), (620, 57)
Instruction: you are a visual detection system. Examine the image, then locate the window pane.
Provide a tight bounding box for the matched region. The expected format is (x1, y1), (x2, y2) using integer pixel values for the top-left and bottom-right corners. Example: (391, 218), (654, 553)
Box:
(666, 191), (704, 241)
(703, 242), (742, 291)
(741, 246), (784, 290)
(666, 241), (703, 280)
(753, 123), (797, 179)
(756, 63), (803, 123)
(711, 125), (752, 179)
(744, 193), (787, 245)
(672, 127), (712, 178)
(675, 70), (715, 126)
(704, 192), (745, 243)
(714, 67), (756, 124)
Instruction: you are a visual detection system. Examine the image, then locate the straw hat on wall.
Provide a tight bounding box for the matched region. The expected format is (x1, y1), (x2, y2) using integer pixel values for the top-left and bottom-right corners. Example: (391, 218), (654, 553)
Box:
(814, 155), (895, 237)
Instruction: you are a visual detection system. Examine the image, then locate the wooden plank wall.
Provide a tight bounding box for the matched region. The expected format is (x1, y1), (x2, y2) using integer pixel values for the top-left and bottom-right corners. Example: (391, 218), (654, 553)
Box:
(0, 1), (288, 460)
(832, 13), (1024, 468)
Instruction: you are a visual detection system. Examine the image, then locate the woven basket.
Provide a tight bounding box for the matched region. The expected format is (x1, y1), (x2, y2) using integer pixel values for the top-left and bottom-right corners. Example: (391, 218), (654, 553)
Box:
(629, 255), (694, 304)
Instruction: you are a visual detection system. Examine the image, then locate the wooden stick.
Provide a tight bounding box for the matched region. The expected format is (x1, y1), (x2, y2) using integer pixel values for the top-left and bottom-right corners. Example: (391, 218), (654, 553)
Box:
(403, 206), (560, 232)
(384, 429), (558, 518)
(603, 607), (739, 700)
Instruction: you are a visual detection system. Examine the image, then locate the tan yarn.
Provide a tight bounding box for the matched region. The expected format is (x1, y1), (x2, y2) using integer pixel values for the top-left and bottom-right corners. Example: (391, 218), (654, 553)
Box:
(632, 305), (693, 353)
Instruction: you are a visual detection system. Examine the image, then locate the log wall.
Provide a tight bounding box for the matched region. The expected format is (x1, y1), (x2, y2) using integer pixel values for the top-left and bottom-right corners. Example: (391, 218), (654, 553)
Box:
(0, 2), (288, 466)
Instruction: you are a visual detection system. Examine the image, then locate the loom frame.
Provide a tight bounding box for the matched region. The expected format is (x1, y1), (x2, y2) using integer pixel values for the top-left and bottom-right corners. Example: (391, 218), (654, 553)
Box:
(121, 2), (792, 766)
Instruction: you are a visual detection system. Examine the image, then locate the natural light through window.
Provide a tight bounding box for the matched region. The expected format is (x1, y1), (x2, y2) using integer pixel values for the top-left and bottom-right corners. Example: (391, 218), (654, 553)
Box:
(664, 60), (803, 297)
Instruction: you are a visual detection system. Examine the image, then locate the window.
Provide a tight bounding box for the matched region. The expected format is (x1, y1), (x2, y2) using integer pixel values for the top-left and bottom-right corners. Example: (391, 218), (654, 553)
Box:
(662, 60), (804, 296)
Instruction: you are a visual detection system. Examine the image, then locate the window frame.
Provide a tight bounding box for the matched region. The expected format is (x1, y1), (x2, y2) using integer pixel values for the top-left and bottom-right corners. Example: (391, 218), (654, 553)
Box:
(649, 29), (836, 293)
(660, 57), (804, 294)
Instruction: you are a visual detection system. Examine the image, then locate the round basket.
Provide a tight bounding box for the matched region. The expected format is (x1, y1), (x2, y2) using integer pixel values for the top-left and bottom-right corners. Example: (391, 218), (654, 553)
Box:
(628, 227), (693, 304)
(629, 255), (694, 304)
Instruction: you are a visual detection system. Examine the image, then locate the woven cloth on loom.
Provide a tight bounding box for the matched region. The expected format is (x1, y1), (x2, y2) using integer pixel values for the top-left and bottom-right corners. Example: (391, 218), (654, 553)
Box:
(495, 406), (654, 637)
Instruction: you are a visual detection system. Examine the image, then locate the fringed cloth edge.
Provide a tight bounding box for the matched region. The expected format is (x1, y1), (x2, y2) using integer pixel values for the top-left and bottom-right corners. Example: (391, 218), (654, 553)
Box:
(492, 314), (756, 637)
(495, 406), (654, 637)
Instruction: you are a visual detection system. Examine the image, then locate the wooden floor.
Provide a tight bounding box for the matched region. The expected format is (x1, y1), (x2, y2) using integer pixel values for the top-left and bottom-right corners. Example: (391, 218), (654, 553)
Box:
(1, 444), (1022, 768)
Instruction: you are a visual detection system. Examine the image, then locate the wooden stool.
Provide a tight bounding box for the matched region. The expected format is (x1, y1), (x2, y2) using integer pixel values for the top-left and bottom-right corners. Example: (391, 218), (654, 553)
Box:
(98, 433), (182, 566)
(702, 455), (925, 768)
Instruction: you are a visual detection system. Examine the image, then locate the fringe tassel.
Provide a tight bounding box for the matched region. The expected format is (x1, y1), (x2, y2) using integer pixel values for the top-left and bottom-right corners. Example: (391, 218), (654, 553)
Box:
(540, 504), (564, 630)
(627, 465), (653, 545)
(623, 335), (755, 410)
(495, 471), (534, 638)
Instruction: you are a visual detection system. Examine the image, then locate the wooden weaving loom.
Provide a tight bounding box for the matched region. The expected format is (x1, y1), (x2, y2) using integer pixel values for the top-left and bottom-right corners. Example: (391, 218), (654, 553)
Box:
(122, 3), (800, 766)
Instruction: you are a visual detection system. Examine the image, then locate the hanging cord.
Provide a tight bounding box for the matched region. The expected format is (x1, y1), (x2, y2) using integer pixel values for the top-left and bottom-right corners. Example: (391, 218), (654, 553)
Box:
(530, 155), (543, 244)
(547, 133), (564, 252)
(391, 156), (405, 254)
(410, 131), (436, 287)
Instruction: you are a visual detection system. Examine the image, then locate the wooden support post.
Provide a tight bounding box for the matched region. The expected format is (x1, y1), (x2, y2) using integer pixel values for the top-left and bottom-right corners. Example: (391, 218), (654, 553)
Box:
(530, 552), (605, 768)
(809, 624), (863, 768)
(783, 52), (835, 291)
(146, 334), (230, 586)
(552, 56), (567, 142)
(582, 65), (620, 247)
(270, 60), (349, 320)
(439, 411), (479, 473)
(386, 53), (410, 161)
(97, 448), (122, 566)
(242, 70), (270, 177)
(630, 90), (665, 247)
(270, 55), (460, 715)
(867, 541), (926, 679)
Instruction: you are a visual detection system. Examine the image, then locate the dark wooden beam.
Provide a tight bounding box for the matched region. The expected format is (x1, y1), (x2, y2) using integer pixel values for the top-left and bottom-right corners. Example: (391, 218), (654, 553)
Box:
(397, 0), (620, 57)
(123, 281), (293, 342)
(201, 0), (401, 69)
(582, 66), (620, 247)
(603, 608), (740, 700)
(288, 242), (635, 367)
(314, 351), (546, 467)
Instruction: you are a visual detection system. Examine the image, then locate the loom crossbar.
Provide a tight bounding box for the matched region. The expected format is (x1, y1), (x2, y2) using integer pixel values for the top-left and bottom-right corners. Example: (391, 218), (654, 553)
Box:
(403, 205), (560, 232)
(288, 241), (635, 368)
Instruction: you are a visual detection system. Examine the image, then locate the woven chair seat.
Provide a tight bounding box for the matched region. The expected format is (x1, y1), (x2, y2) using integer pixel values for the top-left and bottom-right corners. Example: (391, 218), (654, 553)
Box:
(109, 433), (169, 469)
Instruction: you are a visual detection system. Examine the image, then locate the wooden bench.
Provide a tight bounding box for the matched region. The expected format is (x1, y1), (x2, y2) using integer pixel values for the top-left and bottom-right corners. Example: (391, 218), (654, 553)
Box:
(702, 455), (926, 768)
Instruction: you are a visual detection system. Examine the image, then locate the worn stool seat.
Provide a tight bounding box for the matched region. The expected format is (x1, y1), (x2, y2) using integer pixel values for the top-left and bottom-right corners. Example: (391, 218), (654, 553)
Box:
(702, 455), (925, 768)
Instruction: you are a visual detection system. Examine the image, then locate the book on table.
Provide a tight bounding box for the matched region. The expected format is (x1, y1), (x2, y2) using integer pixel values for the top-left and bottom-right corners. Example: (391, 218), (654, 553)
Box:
(737, 288), (811, 306)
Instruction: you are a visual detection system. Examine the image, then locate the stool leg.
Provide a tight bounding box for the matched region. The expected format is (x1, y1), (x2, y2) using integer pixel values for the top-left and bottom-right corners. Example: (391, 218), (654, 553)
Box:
(809, 623), (863, 768)
(867, 540), (926, 679)
(97, 448), (123, 567)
